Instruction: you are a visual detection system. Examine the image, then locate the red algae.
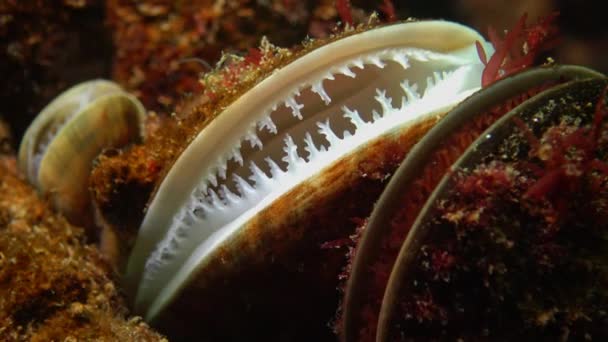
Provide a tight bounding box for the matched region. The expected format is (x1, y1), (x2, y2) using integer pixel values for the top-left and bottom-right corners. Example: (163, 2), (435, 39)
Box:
(336, 0), (354, 26)
(522, 86), (608, 204)
(477, 13), (560, 87)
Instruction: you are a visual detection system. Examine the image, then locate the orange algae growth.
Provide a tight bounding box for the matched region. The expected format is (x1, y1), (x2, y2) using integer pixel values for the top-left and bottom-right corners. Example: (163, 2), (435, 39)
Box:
(0, 164), (165, 341)
(90, 142), (166, 268)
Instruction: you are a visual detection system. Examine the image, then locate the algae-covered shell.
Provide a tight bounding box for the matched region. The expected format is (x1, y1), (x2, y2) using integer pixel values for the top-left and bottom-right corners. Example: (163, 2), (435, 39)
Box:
(378, 76), (608, 341)
(343, 68), (607, 340)
(342, 65), (605, 341)
(18, 80), (145, 226)
(125, 20), (493, 339)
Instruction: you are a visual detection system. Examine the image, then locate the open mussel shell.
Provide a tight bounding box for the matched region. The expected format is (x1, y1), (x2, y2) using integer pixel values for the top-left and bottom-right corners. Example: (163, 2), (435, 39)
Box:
(373, 77), (608, 340)
(18, 80), (145, 227)
(343, 65), (605, 341)
(126, 20), (492, 340)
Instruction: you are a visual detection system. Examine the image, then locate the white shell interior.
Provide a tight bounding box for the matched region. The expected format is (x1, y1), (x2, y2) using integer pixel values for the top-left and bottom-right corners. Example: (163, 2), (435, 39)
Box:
(125, 21), (494, 320)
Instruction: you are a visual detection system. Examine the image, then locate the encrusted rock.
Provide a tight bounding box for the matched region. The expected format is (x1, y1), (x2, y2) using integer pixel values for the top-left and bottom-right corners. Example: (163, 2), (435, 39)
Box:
(0, 162), (166, 341)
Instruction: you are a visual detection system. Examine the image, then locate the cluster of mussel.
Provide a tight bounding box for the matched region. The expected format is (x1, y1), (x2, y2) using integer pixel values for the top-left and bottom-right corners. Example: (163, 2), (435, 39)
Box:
(17, 19), (608, 341)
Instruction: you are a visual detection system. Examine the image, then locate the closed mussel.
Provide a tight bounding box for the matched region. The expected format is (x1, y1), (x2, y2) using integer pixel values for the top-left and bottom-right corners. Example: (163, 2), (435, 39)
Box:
(18, 80), (145, 228)
(347, 71), (608, 340)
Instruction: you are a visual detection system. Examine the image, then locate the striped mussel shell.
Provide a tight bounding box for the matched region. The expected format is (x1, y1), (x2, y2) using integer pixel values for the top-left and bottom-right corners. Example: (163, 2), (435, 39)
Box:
(18, 80), (145, 228)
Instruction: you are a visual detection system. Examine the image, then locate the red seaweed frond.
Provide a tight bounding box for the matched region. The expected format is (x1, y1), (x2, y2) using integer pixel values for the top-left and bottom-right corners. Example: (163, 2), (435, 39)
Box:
(379, 0), (397, 23)
(335, 0), (354, 27)
(479, 12), (560, 87)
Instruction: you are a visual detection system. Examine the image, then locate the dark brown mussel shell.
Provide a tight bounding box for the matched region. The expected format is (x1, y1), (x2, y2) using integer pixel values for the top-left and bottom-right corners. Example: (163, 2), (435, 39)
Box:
(342, 65), (606, 341)
(378, 77), (608, 340)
